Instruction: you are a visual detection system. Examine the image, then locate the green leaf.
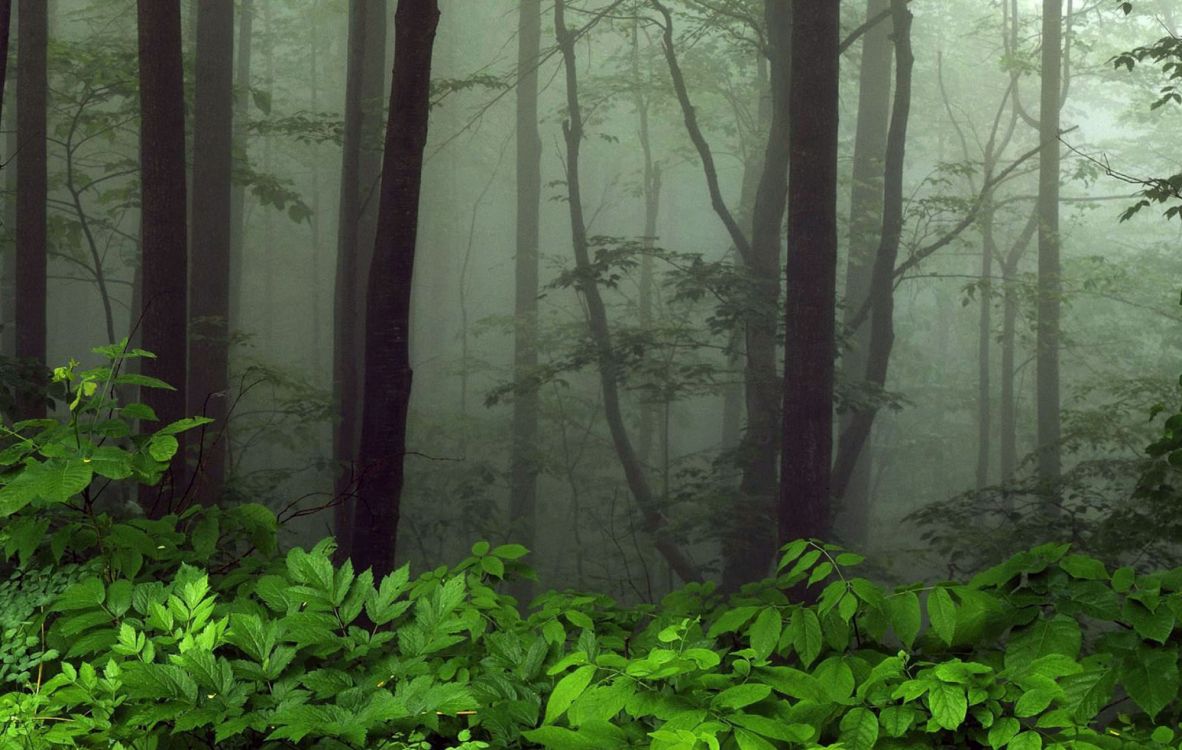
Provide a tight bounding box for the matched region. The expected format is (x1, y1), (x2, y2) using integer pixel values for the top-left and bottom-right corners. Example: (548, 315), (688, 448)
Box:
(987, 716), (1020, 749)
(1060, 554), (1108, 580)
(708, 606), (759, 638)
(147, 434), (179, 462)
(521, 726), (606, 750)
(729, 713), (811, 743)
(155, 416), (215, 435)
(713, 683), (771, 710)
(1119, 645), (1179, 719)
(493, 543), (529, 559)
(734, 727), (776, 750)
(790, 607), (823, 666)
(52, 577), (106, 611)
(1008, 731), (1043, 750)
(888, 591), (921, 648)
(1014, 687), (1057, 717)
(748, 607), (781, 661)
(927, 587), (957, 645)
(838, 707), (879, 750)
(545, 664), (596, 725)
(927, 681), (967, 730)
(106, 580), (134, 617)
(1005, 616), (1081, 670)
(1123, 598), (1176, 643)
(878, 704), (918, 737)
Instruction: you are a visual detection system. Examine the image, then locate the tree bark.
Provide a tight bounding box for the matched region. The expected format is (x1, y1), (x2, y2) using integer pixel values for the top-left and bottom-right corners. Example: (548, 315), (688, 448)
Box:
(0, 0), (15, 362)
(14, 0), (45, 420)
(1000, 208), (1038, 482)
(721, 0), (790, 591)
(349, 0), (439, 580)
(976, 196), (996, 489)
(188, 0), (234, 508)
(778, 0), (848, 545)
(1036, 0), (1062, 492)
(228, 0), (252, 326)
(507, 0), (541, 605)
(554, 0), (702, 585)
(835, 0), (891, 548)
(137, 0), (189, 517)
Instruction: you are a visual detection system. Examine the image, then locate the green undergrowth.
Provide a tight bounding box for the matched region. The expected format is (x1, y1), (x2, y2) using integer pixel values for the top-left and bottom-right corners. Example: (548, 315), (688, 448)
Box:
(2, 348), (1182, 749)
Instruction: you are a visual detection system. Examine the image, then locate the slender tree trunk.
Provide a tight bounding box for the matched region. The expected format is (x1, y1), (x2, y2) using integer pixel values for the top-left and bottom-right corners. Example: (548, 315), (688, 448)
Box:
(14, 0), (45, 420)
(632, 13), (661, 467)
(137, 0), (190, 517)
(332, 0), (366, 560)
(1000, 208), (1038, 481)
(835, 0), (891, 548)
(228, 0), (252, 327)
(555, 0), (701, 585)
(1036, 0), (1062, 493)
(508, 0), (541, 604)
(189, 0), (234, 507)
(780, 0), (855, 544)
(721, 0), (790, 591)
(976, 197), (995, 489)
(0, 0), (11, 131)
(332, 0), (383, 562)
(349, 0), (439, 579)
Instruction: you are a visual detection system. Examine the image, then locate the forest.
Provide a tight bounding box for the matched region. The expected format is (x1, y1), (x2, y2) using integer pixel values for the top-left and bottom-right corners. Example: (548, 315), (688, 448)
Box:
(5, 0), (1182, 747)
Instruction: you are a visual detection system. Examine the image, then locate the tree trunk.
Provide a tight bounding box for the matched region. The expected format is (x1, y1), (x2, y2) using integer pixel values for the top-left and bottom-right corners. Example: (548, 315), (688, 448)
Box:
(779, 0), (852, 545)
(829, 0), (911, 510)
(1036, 0), (1062, 492)
(228, 0), (252, 326)
(137, 0), (189, 517)
(1, 6), (16, 363)
(835, 0), (891, 548)
(1000, 208), (1038, 482)
(632, 12), (660, 467)
(508, 0), (542, 604)
(332, 0), (367, 562)
(721, 0), (790, 591)
(976, 197), (995, 489)
(349, 0), (439, 580)
(188, 0), (234, 508)
(554, 0), (702, 585)
(14, 0), (45, 420)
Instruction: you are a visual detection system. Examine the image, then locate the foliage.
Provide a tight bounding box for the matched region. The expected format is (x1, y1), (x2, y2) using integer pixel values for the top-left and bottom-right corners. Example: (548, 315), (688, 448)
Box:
(4, 369), (1182, 749)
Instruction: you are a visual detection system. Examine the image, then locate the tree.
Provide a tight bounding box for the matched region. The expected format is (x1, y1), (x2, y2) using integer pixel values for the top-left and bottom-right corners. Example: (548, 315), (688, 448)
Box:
(333, 0), (387, 563)
(554, 0), (701, 585)
(1037, 0), (1063, 491)
(14, 0), (46, 420)
(507, 0), (541, 604)
(349, 0), (440, 580)
(725, 0), (790, 590)
(780, 0), (841, 546)
(189, 0), (235, 507)
(137, 0), (189, 516)
(837, 0), (891, 547)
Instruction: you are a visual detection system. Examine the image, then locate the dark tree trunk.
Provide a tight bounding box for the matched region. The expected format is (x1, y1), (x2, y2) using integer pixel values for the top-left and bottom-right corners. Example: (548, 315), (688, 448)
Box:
(1036, 0), (1062, 491)
(835, 0), (891, 548)
(508, 0), (541, 604)
(14, 0), (45, 420)
(188, 0), (234, 508)
(779, 0), (843, 545)
(1, 99), (14, 362)
(828, 0), (912, 512)
(555, 0), (702, 585)
(333, 0), (386, 563)
(721, 0), (790, 591)
(349, 0), (439, 579)
(137, 0), (189, 516)
(228, 0), (252, 324)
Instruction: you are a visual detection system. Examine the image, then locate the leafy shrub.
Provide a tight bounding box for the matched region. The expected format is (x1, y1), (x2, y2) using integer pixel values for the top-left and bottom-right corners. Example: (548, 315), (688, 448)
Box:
(3, 351), (1182, 749)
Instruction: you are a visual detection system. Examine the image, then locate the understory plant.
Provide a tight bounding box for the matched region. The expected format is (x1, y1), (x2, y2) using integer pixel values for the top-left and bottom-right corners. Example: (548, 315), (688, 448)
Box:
(2, 351), (1182, 749)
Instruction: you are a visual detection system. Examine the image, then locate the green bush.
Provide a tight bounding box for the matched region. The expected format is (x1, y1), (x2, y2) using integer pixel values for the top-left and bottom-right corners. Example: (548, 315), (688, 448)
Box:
(2, 349), (1182, 749)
